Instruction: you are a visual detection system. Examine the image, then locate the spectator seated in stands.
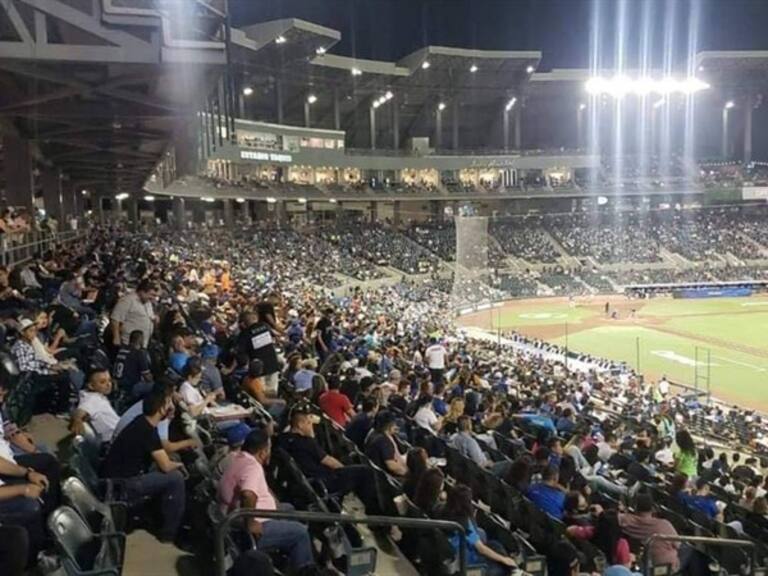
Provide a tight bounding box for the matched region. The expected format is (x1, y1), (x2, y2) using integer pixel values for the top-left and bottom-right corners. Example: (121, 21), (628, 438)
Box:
(566, 506), (633, 569)
(450, 416), (511, 477)
(102, 389), (186, 543)
(168, 334), (192, 374)
(345, 396), (379, 451)
(677, 476), (725, 522)
(280, 410), (378, 512)
(113, 329), (154, 407)
(70, 368), (120, 443)
(441, 483), (521, 576)
(0, 377), (62, 552)
(200, 344), (225, 401)
(619, 492), (682, 571)
(11, 316), (77, 422)
(526, 464), (567, 519)
(413, 466), (446, 517)
(241, 359), (286, 422)
(365, 410), (408, 477)
(218, 428), (315, 572)
(318, 374), (355, 427)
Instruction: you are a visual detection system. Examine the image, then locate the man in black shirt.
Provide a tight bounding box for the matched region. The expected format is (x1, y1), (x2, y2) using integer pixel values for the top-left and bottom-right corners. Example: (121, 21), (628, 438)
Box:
(102, 389), (185, 542)
(281, 411), (378, 512)
(313, 307), (335, 362)
(345, 397), (379, 450)
(365, 411), (407, 477)
(113, 329), (153, 405)
(236, 310), (280, 396)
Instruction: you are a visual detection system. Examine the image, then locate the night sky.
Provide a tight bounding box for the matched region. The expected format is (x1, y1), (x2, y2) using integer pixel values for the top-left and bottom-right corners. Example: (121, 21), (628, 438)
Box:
(231, 0), (768, 71)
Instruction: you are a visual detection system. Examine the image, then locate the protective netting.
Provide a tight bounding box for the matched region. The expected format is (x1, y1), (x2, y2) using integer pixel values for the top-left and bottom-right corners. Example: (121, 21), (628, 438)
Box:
(451, 215), (505, 310)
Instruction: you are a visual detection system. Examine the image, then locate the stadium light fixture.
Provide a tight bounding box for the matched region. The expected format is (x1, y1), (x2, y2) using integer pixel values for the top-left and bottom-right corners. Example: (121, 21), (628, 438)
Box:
(578, 103), (587, 111)
(653, 99), (666, 109)
(724, 100), (735, 109)
(372, 100), (381, 109)
(143, 195), (155, 202)
(585, 76), (710, 97)
(235, 197), (246, 203)
(201, 197), (215, 203)
(351, 68), (362, 76)
(470, 64), (478, 73)
(526, 65), (535, 74)
(329, 198), (338, 204)
(81, 189), (88, 196)
(437, 102), (447, 111)
(242, 86), (254, 96)
(505, 97), (517, 112)
(297, 197), (307, 204)
(275, 35), (287, 44)
(266, 197), (277, 204)
(316, 46), (326, 55)
(385, 91), (393, 100)
(115, 193), (129, 201)
(421, 61), (431, 70)
(307, 94), (317, 104)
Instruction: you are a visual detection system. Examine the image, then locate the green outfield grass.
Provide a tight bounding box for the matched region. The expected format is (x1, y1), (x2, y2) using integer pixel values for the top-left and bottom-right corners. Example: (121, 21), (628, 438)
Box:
(493, 296), (768, 409)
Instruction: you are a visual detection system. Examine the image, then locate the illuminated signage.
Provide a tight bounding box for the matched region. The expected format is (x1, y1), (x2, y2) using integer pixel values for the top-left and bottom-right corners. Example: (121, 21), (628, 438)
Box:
(240, 150), (293, 163)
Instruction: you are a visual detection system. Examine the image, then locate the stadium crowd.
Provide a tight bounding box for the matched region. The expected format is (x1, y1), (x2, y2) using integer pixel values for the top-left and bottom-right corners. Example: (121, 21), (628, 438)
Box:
(0, 223), (767, 576)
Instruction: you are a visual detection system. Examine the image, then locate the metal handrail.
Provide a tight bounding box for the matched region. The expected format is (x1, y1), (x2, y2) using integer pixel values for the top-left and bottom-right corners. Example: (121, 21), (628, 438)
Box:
(1, 229), (84, 267)
(644, 534), (758, 575)
(214, 508), (468, 576)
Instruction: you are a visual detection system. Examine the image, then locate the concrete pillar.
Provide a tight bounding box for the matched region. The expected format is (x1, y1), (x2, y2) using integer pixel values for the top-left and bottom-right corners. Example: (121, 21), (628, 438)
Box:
(61, 182), (75, 222)
(514, 106), (522, 149)
(369, 107), (377, 150)
(41, 168), (63, 223)
(721, 108), (730, 160)
(333, 88), (341, 130)
(369, 201), (376, 223)
(2, 135), (34, 211)
(435, 109), (443, 149)
(275, 79), (284, 124)
(392, 102), (400, 150)
(452, 100), (460, 150)
(97, 196), (106, 224)
(172, 197), (186, 230)
(393, 200), (402, 227)
(129, 195), (140, 230)
(304, 101), (311, 128)
(175, 123), (197, 177)
(222, 198), (234, 228)
(503, 110), (510, 151)
(744, 94), (754, 164)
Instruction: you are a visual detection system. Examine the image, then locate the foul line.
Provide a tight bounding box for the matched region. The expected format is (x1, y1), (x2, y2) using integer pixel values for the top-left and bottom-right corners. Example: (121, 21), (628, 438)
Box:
(711, 355), (768, 372)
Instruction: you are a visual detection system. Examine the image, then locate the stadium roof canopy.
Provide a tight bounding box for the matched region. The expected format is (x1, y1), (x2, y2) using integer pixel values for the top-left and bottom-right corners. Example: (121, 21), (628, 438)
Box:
(231, 18), (541, 148)
(696, 51), (768, 90)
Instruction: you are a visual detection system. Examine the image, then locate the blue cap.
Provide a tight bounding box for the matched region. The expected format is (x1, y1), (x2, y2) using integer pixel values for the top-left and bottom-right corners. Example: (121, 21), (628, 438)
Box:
(225, 422), (252, 446)
(201, 344), (220, 359)
(294, 369), (315, 393)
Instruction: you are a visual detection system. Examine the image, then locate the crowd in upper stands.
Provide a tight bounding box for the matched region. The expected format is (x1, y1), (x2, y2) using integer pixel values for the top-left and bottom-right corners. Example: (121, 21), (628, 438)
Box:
(0, 213), (768, 576)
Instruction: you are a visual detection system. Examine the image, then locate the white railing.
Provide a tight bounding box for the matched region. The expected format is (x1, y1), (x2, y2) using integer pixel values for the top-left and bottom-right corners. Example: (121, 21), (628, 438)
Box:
(0, 229), (87, 267)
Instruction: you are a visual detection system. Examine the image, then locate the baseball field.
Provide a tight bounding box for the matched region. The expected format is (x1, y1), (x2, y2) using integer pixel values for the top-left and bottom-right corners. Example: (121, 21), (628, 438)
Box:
(456, 294), (768, 411)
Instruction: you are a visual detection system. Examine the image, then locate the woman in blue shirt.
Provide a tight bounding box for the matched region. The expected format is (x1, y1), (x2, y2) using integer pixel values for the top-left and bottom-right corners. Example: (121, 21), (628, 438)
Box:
(442, 484), (520, 576)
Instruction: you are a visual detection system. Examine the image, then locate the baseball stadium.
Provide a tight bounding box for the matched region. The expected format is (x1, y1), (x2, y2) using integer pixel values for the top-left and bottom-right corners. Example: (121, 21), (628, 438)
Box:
(3, 1), (768, 576)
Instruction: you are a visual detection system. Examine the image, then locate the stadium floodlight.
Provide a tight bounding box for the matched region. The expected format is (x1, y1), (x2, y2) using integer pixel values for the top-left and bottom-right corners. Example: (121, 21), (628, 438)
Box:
(115, 193), (129, 201)
(385, 91), (393, 100)
(578, 103), (587, 111)
(275, 35), (287, 44)
(143, 195), (155, 202)
(437, 102), (447, 111)
(597, 196), (608, 205)
(505, 97), (517, 111)
(329, 198), (338, 203)
(470, 64), (478, 73)
(81, 189), (88, 196)
(297, 197), (307, 204)
(235, 197), (246, 203)
(351, 68), (362, 76)
(585, 75), (710, 97)
(526, 65), (535, 73)
(653, 98), (666, 109)
(201, 197), (215, 203)
(306, 94), (317, 104)
(316, 46), (326, 55)
(725, 100), (735, 109)
(421, 61), (431, 70)
(242, 86), (254, 96)
(266, 197), (277, 204)
(372, 100), (381, 109)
